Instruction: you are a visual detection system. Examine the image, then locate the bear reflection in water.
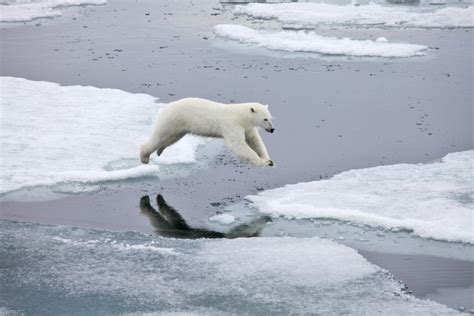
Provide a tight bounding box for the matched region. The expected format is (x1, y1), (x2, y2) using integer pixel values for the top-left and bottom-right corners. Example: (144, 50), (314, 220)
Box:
(139, 194), (271, 239)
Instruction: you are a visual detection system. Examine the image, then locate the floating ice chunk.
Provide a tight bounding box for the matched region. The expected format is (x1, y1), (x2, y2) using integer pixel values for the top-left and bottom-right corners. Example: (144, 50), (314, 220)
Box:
(209, 213), (236, 225)
(234, 3), (474, 28)
(247, 151), (474, 243)
(376, 36), (388, 43)
(214, 24), (427, 58)
(0, 220), (457, 315)
(0, 0), (107, 22)
(0, 77), (205, 195)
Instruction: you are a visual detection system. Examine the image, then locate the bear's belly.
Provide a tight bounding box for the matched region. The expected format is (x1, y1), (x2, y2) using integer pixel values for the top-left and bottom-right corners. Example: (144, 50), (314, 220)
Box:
(184, 121), (222, 138)
(189, 130), (221, 138)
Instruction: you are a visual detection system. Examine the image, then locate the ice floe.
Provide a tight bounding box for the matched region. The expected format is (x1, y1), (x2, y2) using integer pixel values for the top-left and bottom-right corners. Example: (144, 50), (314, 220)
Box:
(247, 151), (474, 243)
(0, 0), (106, 22)
(0, 219), (458, 315)
(234, 3), (474, 28)
(0, 77), (205, 195)
(214, 24), (427, 58)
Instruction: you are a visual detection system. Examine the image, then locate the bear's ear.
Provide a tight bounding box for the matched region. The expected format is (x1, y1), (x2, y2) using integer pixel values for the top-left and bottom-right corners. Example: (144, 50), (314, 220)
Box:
(250, 107), (256, 113)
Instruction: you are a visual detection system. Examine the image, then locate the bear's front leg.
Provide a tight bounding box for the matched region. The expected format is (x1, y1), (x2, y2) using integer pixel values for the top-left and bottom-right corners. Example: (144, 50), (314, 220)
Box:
(223, 132), (273, 167)
(245, 128), (270, 160)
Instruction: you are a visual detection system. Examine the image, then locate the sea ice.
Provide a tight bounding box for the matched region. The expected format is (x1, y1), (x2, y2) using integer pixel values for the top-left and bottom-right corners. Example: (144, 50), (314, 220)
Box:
(247, 151), (474, 243)
(0, 77), (206, 195)
(0, 219), (458, 315)
(0, 0), (107, 22)
(214, 24), (427, 58)
(234, 3), (474, 28)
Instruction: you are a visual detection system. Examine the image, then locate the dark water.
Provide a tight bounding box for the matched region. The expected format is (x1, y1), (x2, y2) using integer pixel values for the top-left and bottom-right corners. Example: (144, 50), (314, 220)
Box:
(1, 0), (472, 208)
(138, 194), (271, 239)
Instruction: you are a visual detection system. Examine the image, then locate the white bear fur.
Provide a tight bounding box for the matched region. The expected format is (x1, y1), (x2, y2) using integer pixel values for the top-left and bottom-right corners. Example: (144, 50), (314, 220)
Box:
(140, 98), (274, 166)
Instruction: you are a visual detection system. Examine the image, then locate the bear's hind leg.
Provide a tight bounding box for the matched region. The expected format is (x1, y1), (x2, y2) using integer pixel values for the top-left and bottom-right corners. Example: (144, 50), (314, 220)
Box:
(140, 144), (152, 164)
(140, 133), (169, 163)
(156, 133), (186, 157)
(246, 128), (270, 160)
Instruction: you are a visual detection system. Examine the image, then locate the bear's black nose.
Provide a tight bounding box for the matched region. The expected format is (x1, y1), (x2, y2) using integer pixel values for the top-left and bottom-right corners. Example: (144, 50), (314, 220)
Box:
(269, 128), (275, 133)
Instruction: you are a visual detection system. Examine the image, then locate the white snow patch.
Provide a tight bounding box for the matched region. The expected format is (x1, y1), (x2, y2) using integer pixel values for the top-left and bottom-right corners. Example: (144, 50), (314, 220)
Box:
(235, 3), (474, 28)
(247, 151), (474, 243)
(0, 77), (205, 194)
(209, 213), (236, 225)
(203, 237), (376, 286)
(0, 0), (107, 22)
(214, 24), (427, 58)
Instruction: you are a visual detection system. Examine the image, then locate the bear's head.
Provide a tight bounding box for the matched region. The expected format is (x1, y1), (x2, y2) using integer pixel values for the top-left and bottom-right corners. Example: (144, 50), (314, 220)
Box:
(249, 103), (274, 133)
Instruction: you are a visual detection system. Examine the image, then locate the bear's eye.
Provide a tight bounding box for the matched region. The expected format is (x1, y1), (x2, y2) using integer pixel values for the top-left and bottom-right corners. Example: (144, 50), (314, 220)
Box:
(264, 119), (268, 122)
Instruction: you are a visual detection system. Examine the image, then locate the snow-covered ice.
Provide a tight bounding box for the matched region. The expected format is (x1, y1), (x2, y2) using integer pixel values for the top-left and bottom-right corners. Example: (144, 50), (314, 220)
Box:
(0, 0), (107, 22)
(0, 219), (458, 315)
(209, 213), (236, 225)
(247, 151), (474, 243)
(0, 77), (205, 195)
(214, 24), (427, 58)
(234, 3), (474, 28)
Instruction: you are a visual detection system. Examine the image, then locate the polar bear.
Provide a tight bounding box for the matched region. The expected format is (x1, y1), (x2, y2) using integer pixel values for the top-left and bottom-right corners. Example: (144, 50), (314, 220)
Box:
(140, 98), (275, 166)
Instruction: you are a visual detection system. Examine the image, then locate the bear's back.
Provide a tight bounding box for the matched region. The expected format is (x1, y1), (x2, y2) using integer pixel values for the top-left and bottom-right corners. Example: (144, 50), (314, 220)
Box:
(168, 97), (224, 111)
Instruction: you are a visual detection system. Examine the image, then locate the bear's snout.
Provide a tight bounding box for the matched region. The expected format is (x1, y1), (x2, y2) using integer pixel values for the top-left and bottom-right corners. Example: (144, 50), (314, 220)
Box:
(267, 128), (275, 133)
